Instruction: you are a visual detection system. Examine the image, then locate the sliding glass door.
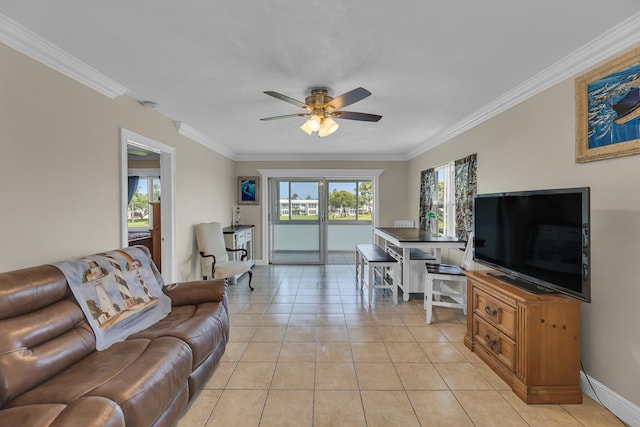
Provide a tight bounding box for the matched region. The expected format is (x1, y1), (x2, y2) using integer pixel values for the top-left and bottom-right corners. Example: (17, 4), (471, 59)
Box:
(268, 176), (374, 265)
(270, 179), (325, 264)
(326, 180), (373, 263)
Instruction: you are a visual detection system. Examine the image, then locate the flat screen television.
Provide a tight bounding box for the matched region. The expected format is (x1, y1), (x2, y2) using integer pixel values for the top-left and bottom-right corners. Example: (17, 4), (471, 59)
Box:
(473, 187), (590, 302)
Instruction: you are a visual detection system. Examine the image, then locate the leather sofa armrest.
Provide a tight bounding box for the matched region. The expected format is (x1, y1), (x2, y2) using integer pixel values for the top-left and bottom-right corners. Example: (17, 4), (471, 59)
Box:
(163, 279), (227, 306)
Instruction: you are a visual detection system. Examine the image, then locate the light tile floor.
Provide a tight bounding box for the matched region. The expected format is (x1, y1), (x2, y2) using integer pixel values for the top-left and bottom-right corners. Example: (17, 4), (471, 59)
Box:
(177, 265), (625, 427)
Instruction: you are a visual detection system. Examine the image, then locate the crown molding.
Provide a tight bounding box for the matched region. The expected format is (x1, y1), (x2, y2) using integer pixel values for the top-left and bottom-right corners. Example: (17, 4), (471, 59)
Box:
(173, 121), (236, 160)
(0, 14), (128, 99)
(408, 11), (640, 160)
(234, 151), (409, 162)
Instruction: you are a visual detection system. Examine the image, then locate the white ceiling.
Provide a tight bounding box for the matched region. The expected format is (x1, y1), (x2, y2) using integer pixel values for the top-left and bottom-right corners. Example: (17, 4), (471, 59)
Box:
(2, 1), (640, 161)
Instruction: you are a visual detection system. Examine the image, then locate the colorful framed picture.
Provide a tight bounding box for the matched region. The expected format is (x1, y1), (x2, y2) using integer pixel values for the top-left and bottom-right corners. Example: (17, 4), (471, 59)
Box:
(237, 176), (260, 205)
(576, 46), (640, 162)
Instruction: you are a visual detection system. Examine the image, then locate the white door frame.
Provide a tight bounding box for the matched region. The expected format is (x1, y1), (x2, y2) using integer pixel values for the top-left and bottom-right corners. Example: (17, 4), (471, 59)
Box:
(120, 128), (177, 283)
(257, 169), (384, 265)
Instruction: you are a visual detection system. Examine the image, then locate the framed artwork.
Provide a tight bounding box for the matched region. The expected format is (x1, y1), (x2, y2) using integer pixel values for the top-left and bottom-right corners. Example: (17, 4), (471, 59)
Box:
(576, 46), (640, 162)
(237, 176), (260, 205)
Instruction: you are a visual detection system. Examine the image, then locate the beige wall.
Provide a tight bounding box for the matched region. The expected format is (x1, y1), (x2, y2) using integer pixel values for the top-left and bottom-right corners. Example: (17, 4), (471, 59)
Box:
(0, 44), (235, 282)
(235, 160), (409, 261)
(409, 79), (640, 407)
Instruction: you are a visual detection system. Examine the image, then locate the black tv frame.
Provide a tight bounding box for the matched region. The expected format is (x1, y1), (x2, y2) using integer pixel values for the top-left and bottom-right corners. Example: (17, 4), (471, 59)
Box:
(472, 187), (591, 303)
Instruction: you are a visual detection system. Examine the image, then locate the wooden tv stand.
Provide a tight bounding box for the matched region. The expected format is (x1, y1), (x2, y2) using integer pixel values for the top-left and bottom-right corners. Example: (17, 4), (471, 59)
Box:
(464, 270), (583, 404)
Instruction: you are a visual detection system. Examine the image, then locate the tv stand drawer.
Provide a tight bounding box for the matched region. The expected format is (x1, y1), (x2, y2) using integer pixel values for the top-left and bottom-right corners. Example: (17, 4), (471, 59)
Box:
(473, 316), (515, 372)
(473, 288), (516, 339)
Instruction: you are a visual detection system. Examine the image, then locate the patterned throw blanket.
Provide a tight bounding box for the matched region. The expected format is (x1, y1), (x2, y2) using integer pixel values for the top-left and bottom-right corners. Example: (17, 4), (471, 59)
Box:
(53, 247), (171, 350)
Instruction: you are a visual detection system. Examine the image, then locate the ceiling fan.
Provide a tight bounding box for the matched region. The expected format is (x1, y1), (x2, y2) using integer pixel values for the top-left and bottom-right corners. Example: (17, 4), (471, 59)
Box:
(260, 87), (382, 137)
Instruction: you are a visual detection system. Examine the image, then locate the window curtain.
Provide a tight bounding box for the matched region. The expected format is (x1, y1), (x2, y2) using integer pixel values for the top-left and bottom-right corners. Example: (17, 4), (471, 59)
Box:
(419, 168), (437, 231)
(455, 153), (477, 240)
(127, 176), (139, 204)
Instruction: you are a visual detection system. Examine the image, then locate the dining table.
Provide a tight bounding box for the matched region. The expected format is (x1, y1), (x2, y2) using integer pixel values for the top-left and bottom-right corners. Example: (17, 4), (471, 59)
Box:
(373, 227), (466, 300)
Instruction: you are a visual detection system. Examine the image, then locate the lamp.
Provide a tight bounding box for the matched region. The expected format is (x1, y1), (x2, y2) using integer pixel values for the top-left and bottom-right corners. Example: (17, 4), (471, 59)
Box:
(300, 114), (339, 137)
(300, 120), (313, 135)
(307, 114), (322, 132)
(318, 117), (339, 137)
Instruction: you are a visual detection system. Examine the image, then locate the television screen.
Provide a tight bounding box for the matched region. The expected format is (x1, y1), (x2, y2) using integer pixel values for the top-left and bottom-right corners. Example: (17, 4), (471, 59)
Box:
(473, 187), (590, 302)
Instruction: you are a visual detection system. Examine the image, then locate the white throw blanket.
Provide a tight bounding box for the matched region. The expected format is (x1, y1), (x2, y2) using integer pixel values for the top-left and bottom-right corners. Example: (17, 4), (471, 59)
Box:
(54, 247), (171, 350)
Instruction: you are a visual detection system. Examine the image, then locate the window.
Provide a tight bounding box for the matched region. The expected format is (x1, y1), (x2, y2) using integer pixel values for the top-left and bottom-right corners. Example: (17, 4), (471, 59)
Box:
(277, 181), (319, 221)
(420, 154), (477, 238)
(128, 175), (160, 230)
(433, 162), (455, 237)
(275, 180), (373, 223)
(327, 180), (372, 223)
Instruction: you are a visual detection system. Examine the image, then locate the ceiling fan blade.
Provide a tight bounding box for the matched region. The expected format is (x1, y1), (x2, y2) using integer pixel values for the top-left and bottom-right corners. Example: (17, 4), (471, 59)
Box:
(263, 91), (310, 109)
(324, 87), (371, 111)
(333, 111), (382, 122)
(260, 113), (309, 121)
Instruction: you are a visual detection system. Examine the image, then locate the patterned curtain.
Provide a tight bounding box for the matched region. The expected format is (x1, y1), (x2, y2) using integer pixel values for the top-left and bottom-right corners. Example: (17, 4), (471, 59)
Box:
(455, 153), (477, 240)
(419, 168), (437, 231)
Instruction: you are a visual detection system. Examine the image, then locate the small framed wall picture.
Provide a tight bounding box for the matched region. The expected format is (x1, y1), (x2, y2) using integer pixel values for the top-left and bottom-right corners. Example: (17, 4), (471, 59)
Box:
(237, 176), (260, 205)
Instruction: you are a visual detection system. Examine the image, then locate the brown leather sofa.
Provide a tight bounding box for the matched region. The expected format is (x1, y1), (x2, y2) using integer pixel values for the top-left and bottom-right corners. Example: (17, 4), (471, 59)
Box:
(0, 247), (229, 426)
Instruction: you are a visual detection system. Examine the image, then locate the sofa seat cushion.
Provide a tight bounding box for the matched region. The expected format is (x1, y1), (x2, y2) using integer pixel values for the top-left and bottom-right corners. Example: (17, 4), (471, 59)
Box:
(6, 337), (191, 426)
(128, 301), (229, 370)
(0, 397), (125, 427)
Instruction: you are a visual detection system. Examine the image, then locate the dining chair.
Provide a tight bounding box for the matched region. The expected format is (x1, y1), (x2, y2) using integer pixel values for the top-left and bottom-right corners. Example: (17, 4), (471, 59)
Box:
(423, 232), (474, 324)
(196, 222), (254, 290)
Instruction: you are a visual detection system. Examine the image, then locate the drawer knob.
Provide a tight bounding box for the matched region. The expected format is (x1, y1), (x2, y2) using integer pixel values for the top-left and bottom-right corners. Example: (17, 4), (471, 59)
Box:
(484, 305), (498, 317)
(484, 334), (500, 353)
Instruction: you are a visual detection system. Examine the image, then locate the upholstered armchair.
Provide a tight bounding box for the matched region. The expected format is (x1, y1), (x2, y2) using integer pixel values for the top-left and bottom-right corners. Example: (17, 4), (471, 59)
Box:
(196, 222), (254, 290)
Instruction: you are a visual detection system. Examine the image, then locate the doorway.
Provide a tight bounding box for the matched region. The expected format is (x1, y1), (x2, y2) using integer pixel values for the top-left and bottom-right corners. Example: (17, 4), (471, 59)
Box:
(120, 129), (176, 282)
(259, 169), (384, 265)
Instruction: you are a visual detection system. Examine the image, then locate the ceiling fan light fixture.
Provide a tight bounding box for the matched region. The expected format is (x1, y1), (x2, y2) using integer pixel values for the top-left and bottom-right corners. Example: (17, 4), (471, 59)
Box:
(318, 117), (340, 136)
(307, 115), (322, 132)
(300, 120), (314, 135)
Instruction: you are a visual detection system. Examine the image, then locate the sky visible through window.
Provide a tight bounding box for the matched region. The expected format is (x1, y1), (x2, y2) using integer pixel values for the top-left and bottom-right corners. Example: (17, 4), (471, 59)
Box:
(280, 182), (356, 199)
(138, 179), (148, 196)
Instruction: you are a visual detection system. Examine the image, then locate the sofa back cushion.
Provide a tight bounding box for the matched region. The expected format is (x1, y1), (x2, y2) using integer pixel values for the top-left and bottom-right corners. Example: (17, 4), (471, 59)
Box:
(0, 265), (96, 406)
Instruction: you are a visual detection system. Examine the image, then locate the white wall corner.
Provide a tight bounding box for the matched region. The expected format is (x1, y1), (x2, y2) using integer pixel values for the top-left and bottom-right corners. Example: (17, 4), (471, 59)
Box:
(0, 13), (128, 99)
(580, 371), (640, 426)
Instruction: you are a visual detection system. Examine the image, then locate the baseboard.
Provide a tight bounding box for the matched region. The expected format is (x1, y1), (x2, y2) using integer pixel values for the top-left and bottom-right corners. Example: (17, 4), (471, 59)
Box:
(581, 371), (640, 426)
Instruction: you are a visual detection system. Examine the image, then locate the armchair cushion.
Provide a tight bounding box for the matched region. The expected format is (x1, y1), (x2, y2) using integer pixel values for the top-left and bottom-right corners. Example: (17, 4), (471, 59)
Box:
(212, 260), (253, 280)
